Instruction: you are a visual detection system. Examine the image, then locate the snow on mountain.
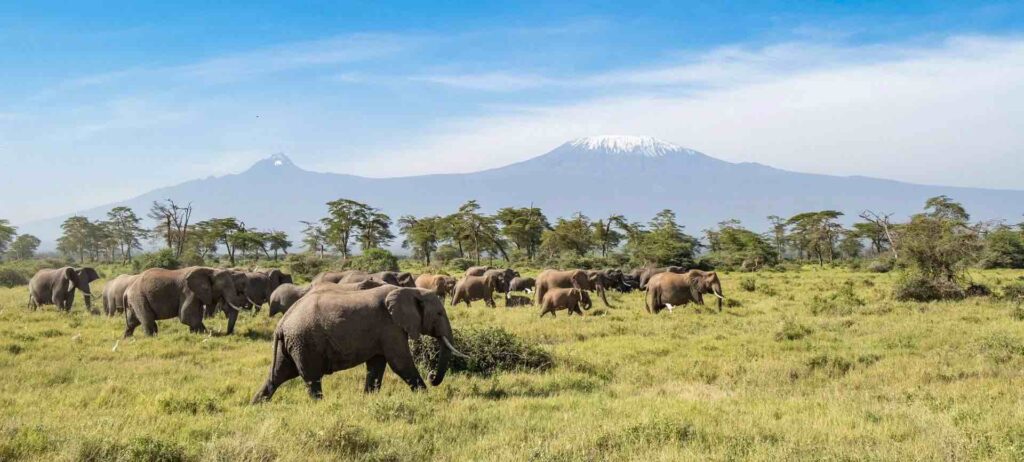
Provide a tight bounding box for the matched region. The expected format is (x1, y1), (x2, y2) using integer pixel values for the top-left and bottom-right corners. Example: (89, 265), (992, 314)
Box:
(567, 135), (695, 157)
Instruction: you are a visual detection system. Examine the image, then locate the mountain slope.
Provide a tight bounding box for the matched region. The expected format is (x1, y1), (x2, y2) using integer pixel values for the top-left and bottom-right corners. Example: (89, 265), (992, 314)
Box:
(18, 138), (1024, 249)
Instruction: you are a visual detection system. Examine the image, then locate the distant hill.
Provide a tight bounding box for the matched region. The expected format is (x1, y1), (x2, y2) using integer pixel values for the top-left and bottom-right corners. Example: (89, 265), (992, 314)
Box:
(18, 135), (1024, 250)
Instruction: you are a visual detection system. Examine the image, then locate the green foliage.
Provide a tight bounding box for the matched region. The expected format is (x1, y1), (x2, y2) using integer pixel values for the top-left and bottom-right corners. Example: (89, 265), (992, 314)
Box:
(774, 319), (813, 341)
(979, 226), (1024, 269)
(0, 267), (29, 288)
(398, 215), (443, 264)
(413, 327), (553, 376)
(495, 207), (548, 260)
(7, 234), (40, 260)
(704, 220), (778, 270)
(892, 273), (965, 302)
(739, 278), (756, 292)
(1001, 281), (1024, 301)
(0, 218), (16, 258)
(809, 281), (864, 315)
(540, 212), (594, 257)
(899, 196), (982, 282)
(140, 249), (182, 270)
(866, 259), (894, 273)
(282, 253), (327, 282)
(344, 248), (398, 273)
(625, 209), (699, 267)
(786, 210), (844, 265)
(447, 257), (475, 272)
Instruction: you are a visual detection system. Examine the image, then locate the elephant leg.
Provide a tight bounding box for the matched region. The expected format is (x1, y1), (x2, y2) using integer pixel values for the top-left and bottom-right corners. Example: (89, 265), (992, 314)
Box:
(224, 307), (239, 335)
(363, 355), (387, 393)
(252, 338), (300, 404)
(306, 380), (323, 400)
(124, 309), (141, 338)
(133, 300), (158, 336)
(486, 295), (496, 308)
(385, 351), (427, 391)
(179, 295), (207, 334)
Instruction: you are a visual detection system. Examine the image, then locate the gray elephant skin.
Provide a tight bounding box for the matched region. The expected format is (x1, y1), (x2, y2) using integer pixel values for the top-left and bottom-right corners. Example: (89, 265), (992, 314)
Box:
(251, 285), (467, 403)
(534, 269), (588, 306)
(28, 267), (100, 312)
(102, 274), (138, 316)
(540, 288), (592, 317)
(415, 274), (456, 301)
(241, 269), (292, 312)
(124, 267), (249, 336)
(645, 270), (726, 313)
(268, 283), (312, 317)
(451, 274), (499, 308)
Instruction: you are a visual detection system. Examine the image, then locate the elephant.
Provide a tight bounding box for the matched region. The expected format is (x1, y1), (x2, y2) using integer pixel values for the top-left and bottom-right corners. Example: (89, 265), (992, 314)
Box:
(240, 269), (291, 313)
(638, 266), (688, 290)
(482, 268), (518, 295)
(415, 274), (456, 301)
(268, 283), (312, 317)
(250, 285), (469, 402)
(540, 288), (592, 317)
(338, 271), (414, 287)
(464, 266), (494, 277)
(336, 280), (385, 292)
(124, 267), (249, 336)
(102, 274), (138, 316)
(451, 274), (499, 308)
(534, 269), (588, 307)
(506, 294), (532, 307)
(508, 277), (535, 293)
(645, 269), (726, 314)
(583, 269), (621, 306)
(28, 267), (100, 312)
(311, 270), (363, 284)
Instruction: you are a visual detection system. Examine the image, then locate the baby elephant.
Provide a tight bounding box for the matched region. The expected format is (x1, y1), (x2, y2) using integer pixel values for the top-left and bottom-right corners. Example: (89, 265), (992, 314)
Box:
(252, 285), (468, 403)
(540, 288), (592, 317)
(506, 294), (533, 307)
(508, 277), (535, 293)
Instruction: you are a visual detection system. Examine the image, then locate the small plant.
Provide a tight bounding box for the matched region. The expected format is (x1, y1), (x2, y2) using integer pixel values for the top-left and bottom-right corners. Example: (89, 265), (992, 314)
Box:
(739, 278), (756, 292)
(809, 281), (864, 315)
(893, 274), (965, 302)
(1002, 282), (1024, 301)
(964, 283), (992, 297)
(412, 327), (553, 376)
(140, 249), (181, 270)
(866, 259), (893, 273)
(774, 320), (813, 341)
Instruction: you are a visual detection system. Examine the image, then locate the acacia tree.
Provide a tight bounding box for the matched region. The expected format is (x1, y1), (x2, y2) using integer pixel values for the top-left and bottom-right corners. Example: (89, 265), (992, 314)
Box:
(450, 201), (507, 263)
(322, 199), (368, 258)
(0, 219), (16, 260)
(624, 209), (699, 266)
(592, 214), (627, 257)
(8, 234), (40, 260)
(148, 200), (192, 258)
(398, 216), (443, 264)
(495, 206), (549, 260)
(105, 206), (146, 263)
(787, 210), (844, 265)
(301, 221), (328, 259)
(766, 215), (788, 259)
(899, 196), (982, 282)
(266, 231), (292, 260)
(57, 216), (98, 263)
(541, 212), (594, 257)
(357, 210), (394, 251)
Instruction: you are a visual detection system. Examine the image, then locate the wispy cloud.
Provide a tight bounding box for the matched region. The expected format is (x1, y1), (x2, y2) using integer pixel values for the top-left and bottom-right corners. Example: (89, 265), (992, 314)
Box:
(342, 35), (1024, 190)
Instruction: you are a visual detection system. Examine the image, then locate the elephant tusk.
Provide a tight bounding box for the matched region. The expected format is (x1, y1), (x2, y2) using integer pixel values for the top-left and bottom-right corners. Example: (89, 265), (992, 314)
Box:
(442, 337), (470, 359)
(228, 301), (244, 311)
(246, 297), (260, 307)
(712, 290), (725, 300)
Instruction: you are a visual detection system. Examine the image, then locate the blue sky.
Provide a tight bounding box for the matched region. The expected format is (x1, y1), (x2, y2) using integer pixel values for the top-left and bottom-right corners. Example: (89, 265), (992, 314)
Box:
(1, 1), (1023, 222)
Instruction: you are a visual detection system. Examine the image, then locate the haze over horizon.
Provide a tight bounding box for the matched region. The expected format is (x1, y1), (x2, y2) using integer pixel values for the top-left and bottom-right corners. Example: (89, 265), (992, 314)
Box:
(2, 2), (1024, 223)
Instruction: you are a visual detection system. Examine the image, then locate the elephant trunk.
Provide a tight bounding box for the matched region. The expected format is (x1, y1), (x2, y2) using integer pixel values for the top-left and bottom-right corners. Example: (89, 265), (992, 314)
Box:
(429, 337), (452, 386)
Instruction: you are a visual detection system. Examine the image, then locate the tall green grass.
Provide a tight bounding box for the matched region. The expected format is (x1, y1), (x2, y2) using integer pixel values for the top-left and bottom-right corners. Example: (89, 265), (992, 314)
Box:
(2, 267), (1024, 460)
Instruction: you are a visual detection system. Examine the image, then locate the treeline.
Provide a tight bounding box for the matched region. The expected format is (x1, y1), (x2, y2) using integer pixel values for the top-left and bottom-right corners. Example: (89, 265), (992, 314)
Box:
(1, 196), (1022, 277)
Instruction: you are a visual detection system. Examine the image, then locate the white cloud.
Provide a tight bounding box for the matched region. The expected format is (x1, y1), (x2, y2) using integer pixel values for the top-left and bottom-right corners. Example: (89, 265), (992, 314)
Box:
(341, 36), (1024, 190)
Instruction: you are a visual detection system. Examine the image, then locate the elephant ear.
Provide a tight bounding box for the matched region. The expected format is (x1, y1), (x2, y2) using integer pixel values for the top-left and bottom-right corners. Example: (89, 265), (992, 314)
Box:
(63, 267), (78, 291)
(185, 267), (215, 306)
(385, 288), (424, 340)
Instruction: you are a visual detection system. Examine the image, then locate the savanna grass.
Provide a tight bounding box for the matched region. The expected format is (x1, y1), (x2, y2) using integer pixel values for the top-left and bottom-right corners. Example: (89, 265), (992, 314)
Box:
(1, 267), (1024, 460)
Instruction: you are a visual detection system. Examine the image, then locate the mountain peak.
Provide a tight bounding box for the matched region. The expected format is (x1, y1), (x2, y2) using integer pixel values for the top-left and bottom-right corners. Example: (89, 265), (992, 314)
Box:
(246, 153), (299, 173)
(567, 135), (691, 157)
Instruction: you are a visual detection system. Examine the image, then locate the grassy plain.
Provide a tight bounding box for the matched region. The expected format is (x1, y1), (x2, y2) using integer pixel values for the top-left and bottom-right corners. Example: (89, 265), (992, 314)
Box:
(2, 267), (1024, 461)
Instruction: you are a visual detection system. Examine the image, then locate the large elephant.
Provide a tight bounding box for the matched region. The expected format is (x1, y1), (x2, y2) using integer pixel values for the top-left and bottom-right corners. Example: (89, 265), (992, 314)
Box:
(619, 274), (640, 293)
(583, 269), (620, 306)
(482, 268), (518, 295)
(336, 280), (385, 292)
(540, 288), (592, 317)
(638, 266), (688, 290)
(338, 271), (414, 287)
(251, 285), (468, 402)
(240, 269), (291, 313)
(102, 274), (138, 316)
(534, 269), (588, 306)
(451, 275), (498, 308)
(415, 274), (456, 301)
(645, 270), (726, 314)
(508, 277), (535, 293)
(268, 283), (312, 317)
(464, 266), (494, 277)
(311, 271), (362, 285)
(28, 267), (100, 312)
(124, 267), (248, 336)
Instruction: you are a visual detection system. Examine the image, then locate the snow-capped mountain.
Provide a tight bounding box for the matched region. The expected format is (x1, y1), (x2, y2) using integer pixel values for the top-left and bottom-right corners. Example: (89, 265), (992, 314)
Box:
(18, 137), (1024, 250)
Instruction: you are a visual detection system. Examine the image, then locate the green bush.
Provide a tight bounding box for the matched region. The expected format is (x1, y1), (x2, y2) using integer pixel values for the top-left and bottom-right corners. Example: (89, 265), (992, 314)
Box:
(282, 253), (328, 282)
(775, 320), (813, 341)
(140, 249), (181, 270)
(345, 248), (399, 273)
(866, 259), (893, 273)
(0, 267), (28, 287)
(1002, 281), (1024, 301)
(892, 274), (965, 302)
(448, 258), (475, 272)
(412, 327), (553, 376)
(810, 281), (864, 315)
(739, 278), (756, 292)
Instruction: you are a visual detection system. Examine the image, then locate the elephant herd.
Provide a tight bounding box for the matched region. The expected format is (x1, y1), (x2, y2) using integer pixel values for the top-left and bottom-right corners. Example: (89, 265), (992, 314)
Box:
(22, 263), (725, 401)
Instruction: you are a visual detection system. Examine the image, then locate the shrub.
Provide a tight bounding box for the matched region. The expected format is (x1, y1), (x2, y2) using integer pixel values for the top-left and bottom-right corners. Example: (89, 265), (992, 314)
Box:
(0, 267), (28, 287)
(964, 283), (992, 298)
(892, 274), (965, 302)
(1002, 282), (1024, 301)
(739, 278), (756, 292)
(412, 327), (553, 376)
(448, 258), (475, 272)
(282, 253), (327, 282)
(345, 248), (398, 273)
(866, 259), (893, 273)
(775, 320), (813, 341)
(809, 281), (864, 315)
(140, 249), (181, 270)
